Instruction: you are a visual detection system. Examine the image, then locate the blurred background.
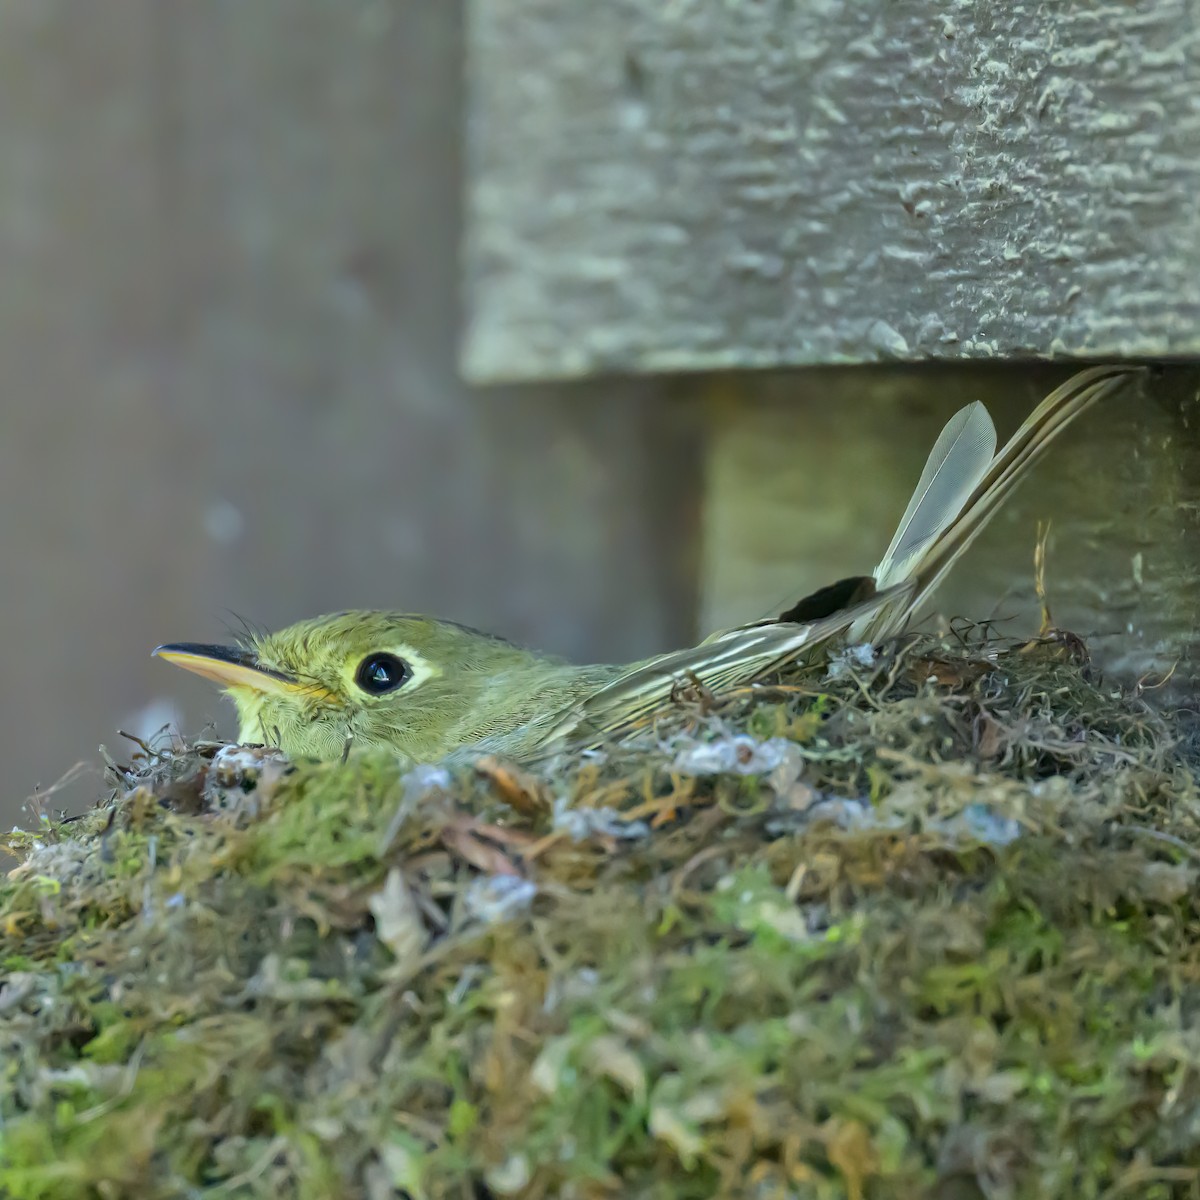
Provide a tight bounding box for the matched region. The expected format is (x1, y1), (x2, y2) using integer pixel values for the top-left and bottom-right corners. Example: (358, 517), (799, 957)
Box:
(0, 3), (702, 824)
(1, 2), (1196, 829)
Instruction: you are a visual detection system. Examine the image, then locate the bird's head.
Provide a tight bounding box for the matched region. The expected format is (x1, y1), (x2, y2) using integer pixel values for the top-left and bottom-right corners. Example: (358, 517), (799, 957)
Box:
(154, 611), (553, 762)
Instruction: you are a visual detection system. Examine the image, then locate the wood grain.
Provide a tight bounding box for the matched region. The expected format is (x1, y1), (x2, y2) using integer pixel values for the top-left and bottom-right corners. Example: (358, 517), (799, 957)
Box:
(465, 0), (1200, 380)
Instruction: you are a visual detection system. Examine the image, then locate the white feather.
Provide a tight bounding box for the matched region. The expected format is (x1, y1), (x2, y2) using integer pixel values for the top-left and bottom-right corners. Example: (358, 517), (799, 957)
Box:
(872, 400), (997, 590)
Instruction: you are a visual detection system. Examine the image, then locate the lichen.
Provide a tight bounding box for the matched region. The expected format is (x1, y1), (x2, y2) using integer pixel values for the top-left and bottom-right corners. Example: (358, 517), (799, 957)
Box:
(2, 630), (1199, 1199)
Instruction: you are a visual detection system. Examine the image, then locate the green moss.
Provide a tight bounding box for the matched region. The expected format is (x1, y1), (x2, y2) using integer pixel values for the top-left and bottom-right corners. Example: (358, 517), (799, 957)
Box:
(2, 633), (1200, 1197)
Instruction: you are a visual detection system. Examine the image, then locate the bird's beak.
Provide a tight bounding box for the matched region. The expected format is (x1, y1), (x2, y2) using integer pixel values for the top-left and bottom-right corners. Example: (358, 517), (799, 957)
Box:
(152, 642), (322, 699)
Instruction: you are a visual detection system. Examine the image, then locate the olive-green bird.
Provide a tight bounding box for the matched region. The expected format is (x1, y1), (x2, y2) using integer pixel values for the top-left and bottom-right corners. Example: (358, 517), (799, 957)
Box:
(155, 366), (1135, 765)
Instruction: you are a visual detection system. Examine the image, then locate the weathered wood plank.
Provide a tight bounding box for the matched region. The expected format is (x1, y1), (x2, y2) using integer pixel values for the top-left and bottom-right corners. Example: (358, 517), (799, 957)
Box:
(465, 0), (1200, 381)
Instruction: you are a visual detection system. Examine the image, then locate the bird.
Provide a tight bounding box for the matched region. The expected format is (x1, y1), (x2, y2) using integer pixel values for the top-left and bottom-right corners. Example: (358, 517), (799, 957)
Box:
(154, 366), (1136, 765)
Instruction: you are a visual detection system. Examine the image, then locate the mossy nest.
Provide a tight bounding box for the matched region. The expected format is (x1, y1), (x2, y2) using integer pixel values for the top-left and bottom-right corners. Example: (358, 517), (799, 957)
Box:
(3, 629), (1200, 1199)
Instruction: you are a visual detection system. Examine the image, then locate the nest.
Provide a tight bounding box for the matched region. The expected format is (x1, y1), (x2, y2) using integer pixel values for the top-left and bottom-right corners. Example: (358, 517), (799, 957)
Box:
(2, 629), (1199, 1199)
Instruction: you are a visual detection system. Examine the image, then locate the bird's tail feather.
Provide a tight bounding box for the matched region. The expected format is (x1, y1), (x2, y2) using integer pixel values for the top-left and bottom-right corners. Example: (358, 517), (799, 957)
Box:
(872, 399), (997, 593)
(542, 365), (1137, 749)
(851, 364), (1134, 641)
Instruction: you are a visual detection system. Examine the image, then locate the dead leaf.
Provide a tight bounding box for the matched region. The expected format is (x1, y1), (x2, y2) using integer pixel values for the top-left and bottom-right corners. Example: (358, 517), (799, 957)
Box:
(441, 819), (524, 876)
(474, 755), (552, 819)
(368, 868), (428, 963)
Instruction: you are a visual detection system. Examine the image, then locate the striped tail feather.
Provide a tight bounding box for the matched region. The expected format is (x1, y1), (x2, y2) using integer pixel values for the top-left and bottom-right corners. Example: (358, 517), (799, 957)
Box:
(541, 366), (1138, 749)
(850, 364), (1135, 641)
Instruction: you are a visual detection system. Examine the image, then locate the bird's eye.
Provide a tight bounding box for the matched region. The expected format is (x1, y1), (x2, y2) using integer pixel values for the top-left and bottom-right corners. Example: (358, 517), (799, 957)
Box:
(354, 652), (411, 695)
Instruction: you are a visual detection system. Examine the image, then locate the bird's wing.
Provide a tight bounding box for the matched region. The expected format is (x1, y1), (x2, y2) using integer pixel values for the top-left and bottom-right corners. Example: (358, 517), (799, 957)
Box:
(538, 585), (912, 748)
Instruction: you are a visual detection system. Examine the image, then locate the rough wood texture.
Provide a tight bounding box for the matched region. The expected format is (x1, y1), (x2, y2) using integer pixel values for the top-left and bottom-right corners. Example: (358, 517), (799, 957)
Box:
(699, 368), (1200, 693)
(0, 1), (701, 827)
(465, 0), (1200, 381)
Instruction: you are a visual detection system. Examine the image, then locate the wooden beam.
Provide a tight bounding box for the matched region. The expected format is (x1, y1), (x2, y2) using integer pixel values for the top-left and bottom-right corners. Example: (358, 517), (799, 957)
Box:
(465, 0), (1200, 381)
